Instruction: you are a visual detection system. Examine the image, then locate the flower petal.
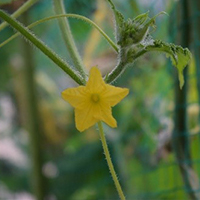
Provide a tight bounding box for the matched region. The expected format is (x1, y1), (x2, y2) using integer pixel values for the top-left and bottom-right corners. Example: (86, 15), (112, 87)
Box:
(62, 67), (129, 132)
(62, 86), (89, 109)
(75, 105), (98, 132)
(99, 102), (117, 128)
(102, 85), (129, 106)
(86, 67), (105, 93)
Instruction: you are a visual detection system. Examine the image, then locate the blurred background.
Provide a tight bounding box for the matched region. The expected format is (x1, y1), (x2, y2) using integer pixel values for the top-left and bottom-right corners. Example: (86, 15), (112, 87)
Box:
(0, 0), (200, 199)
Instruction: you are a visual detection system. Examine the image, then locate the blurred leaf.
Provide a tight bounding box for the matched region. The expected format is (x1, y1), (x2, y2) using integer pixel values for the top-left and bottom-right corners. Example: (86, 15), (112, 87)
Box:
(65, 0), (97, 16)
(128, 0), (140, 16)
(0, 0), (17, 6)
(51, 141), (117, 199)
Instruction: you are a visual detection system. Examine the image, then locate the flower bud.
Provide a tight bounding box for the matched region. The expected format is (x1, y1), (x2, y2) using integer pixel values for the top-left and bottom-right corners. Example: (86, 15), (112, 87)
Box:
(118, 11), (166, 48)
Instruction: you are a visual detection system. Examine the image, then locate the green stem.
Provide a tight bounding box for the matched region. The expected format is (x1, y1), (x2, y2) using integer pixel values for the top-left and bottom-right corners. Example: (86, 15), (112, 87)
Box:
(0, 10), (85, 85)
(0, 0), (39, 31)
(21, 13), (46, 200)
(0, 14), (119, 53)
(53, 0), (86, 78)
(173, 0), (200, 199)
(192, 0), (200, 125)
(105, 60), (127, 83)
(105, 49), (147, 83)
(97, 122), (126, 200)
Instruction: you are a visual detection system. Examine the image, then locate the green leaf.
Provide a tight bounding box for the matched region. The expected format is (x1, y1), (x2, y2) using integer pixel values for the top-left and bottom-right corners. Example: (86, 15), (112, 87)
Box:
(106, 0), (124, 42)
(145, 40), (191, 89)
(124, 37), (191, 88)
(111, 37), (191, 88)
(0, 0), (17, 6)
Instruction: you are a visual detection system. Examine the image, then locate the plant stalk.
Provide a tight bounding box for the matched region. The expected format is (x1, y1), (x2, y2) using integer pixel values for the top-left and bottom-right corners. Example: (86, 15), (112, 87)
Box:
(105, 48), (147, 83)
(97, 122), (126, 200)
(0, 10), (85, 85)
(173, 0), (200, 199)
(21, 12), (46, 200)
(192, 0), (200, 129)
(0, 14), (119, 52)
(53, 0), (86, 78)
(0, 0), (39, 31)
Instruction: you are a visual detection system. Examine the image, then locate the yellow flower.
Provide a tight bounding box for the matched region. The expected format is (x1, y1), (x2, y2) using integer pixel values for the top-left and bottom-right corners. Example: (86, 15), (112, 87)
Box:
(62, 67), (129, 132)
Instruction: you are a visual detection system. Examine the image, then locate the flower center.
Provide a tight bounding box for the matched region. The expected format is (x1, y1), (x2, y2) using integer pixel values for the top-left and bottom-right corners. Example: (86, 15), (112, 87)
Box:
(91, 94), (100, 103)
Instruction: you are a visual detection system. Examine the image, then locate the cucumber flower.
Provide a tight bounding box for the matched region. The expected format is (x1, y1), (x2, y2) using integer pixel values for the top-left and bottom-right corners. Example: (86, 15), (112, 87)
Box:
(62, 67), (129, 132)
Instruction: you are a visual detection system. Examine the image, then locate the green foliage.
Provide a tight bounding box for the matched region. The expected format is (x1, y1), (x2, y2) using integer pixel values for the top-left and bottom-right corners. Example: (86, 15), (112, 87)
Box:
(106, 0), (191, 88)
(116, 11), (166, 47)
(51, 140), (118, 199)
(146, 40), (192, 88)
(107, 0), (164, 47)
(0, 0), (198, 199)
(65, 0), (96, 16)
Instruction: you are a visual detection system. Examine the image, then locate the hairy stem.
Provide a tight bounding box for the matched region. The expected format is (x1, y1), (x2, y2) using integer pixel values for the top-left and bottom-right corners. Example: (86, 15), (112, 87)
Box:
(0, 14), (119, 52)
(0, 0), (39, 31)
(105, 49), (147, 83)
(0, 10), (85, 85)
(97, 122), (126, 200)
(53, 0), (86, 78)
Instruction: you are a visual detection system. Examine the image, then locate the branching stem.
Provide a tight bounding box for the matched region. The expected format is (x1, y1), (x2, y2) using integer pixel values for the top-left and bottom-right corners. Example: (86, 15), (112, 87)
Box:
(0, 10), (85, 85)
